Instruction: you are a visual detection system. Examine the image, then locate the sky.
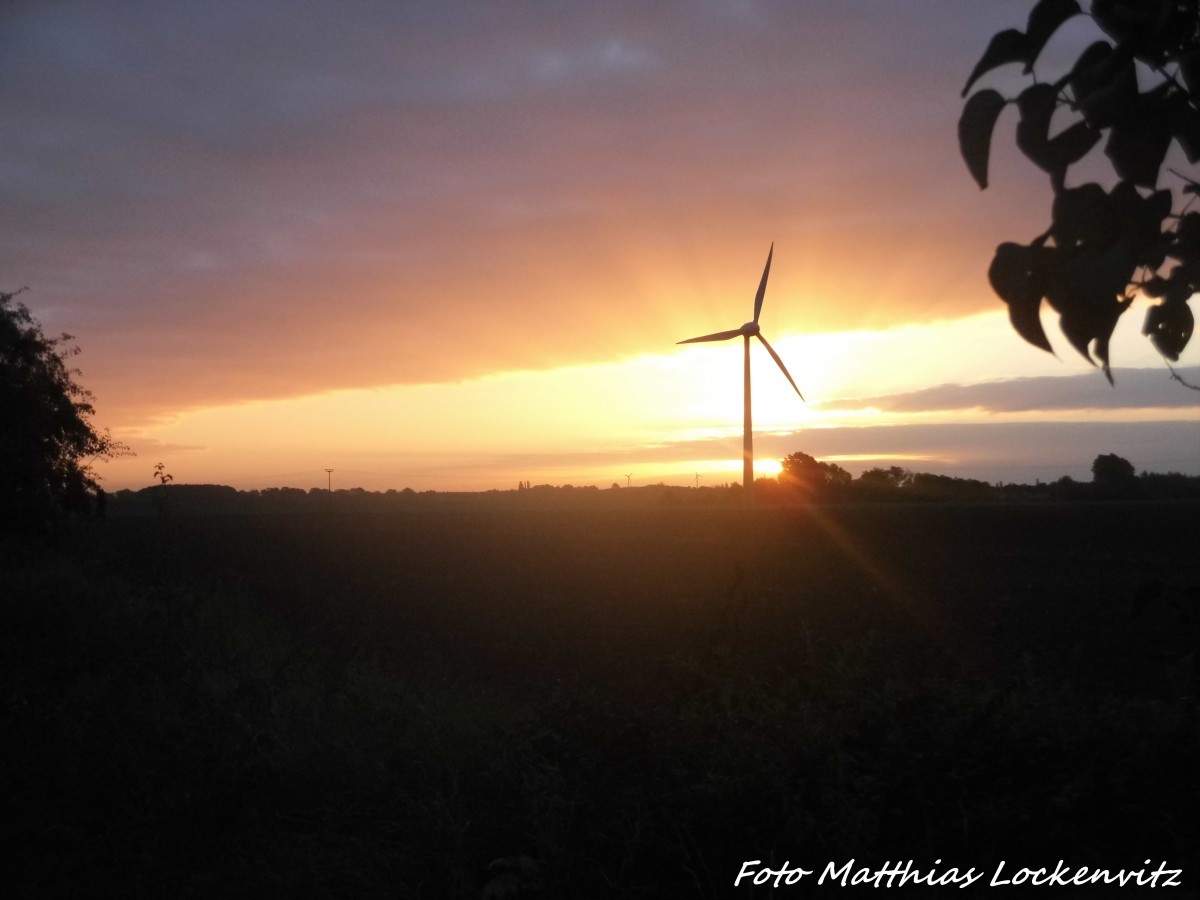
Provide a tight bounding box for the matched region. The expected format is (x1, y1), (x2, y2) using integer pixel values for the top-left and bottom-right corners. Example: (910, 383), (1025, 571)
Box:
(3, 1), (1197, 492)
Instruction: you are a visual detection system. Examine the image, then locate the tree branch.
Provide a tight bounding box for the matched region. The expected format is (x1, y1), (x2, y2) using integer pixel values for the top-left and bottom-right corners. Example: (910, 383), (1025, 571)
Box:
(1165, 358), (1200, 390)
(1151, 62), (1200, 113)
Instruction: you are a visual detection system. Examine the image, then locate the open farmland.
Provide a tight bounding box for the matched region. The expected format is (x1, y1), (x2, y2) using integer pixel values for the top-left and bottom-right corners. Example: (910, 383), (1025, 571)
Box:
(6, 498), (1199, 897)
(94, 498), (1200, 690)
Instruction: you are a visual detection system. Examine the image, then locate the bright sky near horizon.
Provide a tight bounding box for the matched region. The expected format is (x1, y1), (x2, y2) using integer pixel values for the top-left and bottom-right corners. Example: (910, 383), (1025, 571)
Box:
(3, 1), (1197, 492)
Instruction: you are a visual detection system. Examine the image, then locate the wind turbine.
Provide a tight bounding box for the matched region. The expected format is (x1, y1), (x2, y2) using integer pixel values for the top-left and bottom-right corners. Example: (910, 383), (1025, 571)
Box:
(677, 243), (804, 501)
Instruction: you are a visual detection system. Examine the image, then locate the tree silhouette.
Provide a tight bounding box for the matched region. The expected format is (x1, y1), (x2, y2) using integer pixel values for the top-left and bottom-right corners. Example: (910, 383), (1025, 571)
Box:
(1091, 451), (1136, 484)
(778, 451), (851, 500)
(1, 289), (128, 534)
(858, 466), (912, 490)
(959, 0), (1199, 385)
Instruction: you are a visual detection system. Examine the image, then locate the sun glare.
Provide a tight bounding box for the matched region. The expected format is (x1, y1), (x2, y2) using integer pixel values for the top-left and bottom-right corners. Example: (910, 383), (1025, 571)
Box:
(757, 459), (783, 477)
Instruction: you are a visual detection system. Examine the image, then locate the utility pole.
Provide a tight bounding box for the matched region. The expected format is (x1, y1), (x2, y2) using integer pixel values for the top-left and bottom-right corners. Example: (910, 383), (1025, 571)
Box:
(325, 468), (334, 513)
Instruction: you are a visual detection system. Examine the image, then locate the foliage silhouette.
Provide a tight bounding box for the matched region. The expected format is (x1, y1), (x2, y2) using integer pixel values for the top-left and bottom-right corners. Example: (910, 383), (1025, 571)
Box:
(857, 465), (912, 490)
(1, 289), (128, 535)
(151, 462), (174, 519)
(778, 451), (851, 500)
(1091, 451), (1136, 484)
(960, 0), (1200, 384)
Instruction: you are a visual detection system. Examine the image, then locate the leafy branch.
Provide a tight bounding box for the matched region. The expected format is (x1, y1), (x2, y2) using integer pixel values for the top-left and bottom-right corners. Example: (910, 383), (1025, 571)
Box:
(960, 0), (1200, 383)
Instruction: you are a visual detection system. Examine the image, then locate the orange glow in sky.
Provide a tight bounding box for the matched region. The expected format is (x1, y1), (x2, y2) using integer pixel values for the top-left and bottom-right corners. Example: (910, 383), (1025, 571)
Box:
(5, 3), (1196, 494)
(96, 310), (1199, 491)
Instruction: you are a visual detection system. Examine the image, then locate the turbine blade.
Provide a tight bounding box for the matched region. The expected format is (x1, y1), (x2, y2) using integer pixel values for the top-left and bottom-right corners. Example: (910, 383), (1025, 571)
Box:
(752, 242), (773, 324)
(678, 328), (743, 344)
(756, 333), (804, 401)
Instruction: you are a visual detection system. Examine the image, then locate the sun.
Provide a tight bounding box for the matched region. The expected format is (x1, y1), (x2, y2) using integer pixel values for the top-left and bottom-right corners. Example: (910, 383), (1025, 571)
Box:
(757, 459), (783, 477)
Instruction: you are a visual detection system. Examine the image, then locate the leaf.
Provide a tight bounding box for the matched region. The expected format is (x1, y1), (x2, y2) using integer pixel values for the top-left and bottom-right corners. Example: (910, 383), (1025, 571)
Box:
(1058, 306), (1099, 364)
(1142, 275), (1170, 298)
(1024, 0), (1082, 71)
(1069, 39), (1115, 82)
(962, 29), (1029, 97)
(1044, 119), (1102, 173)
(1052, 241), (1137, 367)
(959, 90), (1008, 189)
(989, 242), (1054, 353)
(1167, 92), (1200, 163)
(1091, 0), (1135, 43)
(1172, 214), (1200, 266)
(1145, 266), (1197, 306)
(1051, 183), (1113, 249)
(1014, 83), (1098, 188)
(1092, 0), (1176, 60)
(1180, 48), (1200, 96)
(1069, 40), (1116, 86)
(1070, 41), (1138, 129)
(1140, 187), (1173, 228)
(1062, 237), (1139, 306)
(1008, 301), (1054, 355)
(1015, 83), (1063, 179)
(1092, 293), (1135, 378)
(1137, 237), (1166, 273)
(1109, 182), (1173, 263)
(1143, 302), (1195, 361)
(1105, 88), (1173, 187)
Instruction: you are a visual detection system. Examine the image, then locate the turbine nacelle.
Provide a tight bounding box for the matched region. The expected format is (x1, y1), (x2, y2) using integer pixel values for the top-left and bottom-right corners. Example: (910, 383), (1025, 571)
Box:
(676, 244), (804, 401)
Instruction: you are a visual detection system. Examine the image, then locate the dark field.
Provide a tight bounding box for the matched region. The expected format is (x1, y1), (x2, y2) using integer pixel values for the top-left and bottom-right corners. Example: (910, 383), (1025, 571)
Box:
(5, 499), (1199, 897)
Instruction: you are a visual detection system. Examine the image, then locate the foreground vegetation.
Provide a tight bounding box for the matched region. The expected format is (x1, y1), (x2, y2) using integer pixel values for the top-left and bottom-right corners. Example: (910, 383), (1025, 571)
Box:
(4, 500), (1198, 897)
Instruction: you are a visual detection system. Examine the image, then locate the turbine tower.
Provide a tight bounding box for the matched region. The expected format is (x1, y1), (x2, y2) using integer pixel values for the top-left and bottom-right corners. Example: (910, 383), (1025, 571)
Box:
(677, 243), (804, 501)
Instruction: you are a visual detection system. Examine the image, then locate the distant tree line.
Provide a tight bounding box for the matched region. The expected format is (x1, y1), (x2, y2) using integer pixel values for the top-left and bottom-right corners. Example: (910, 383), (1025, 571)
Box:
(103, 482), (613, 516)
(767, 451), (1200, 503)
(91, 451), (1200, 519)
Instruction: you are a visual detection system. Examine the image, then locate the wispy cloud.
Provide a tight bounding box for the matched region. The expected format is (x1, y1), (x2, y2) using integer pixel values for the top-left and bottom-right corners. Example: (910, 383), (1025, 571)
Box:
(122, 437), (209, 457)
(818, 368), (1200, 414)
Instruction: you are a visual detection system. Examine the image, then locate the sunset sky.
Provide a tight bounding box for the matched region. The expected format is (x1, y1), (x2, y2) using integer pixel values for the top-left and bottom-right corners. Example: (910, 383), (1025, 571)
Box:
(4, 1), (1197, 492)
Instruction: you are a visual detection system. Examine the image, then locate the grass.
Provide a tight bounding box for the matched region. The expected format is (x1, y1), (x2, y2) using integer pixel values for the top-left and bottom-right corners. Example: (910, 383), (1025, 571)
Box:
(3, 501), (1198, 897)
(3, 546), (528, 897)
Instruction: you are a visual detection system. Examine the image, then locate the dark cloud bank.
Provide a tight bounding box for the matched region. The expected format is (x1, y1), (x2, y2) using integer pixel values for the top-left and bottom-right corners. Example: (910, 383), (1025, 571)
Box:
(820, 367), (1200, 414)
